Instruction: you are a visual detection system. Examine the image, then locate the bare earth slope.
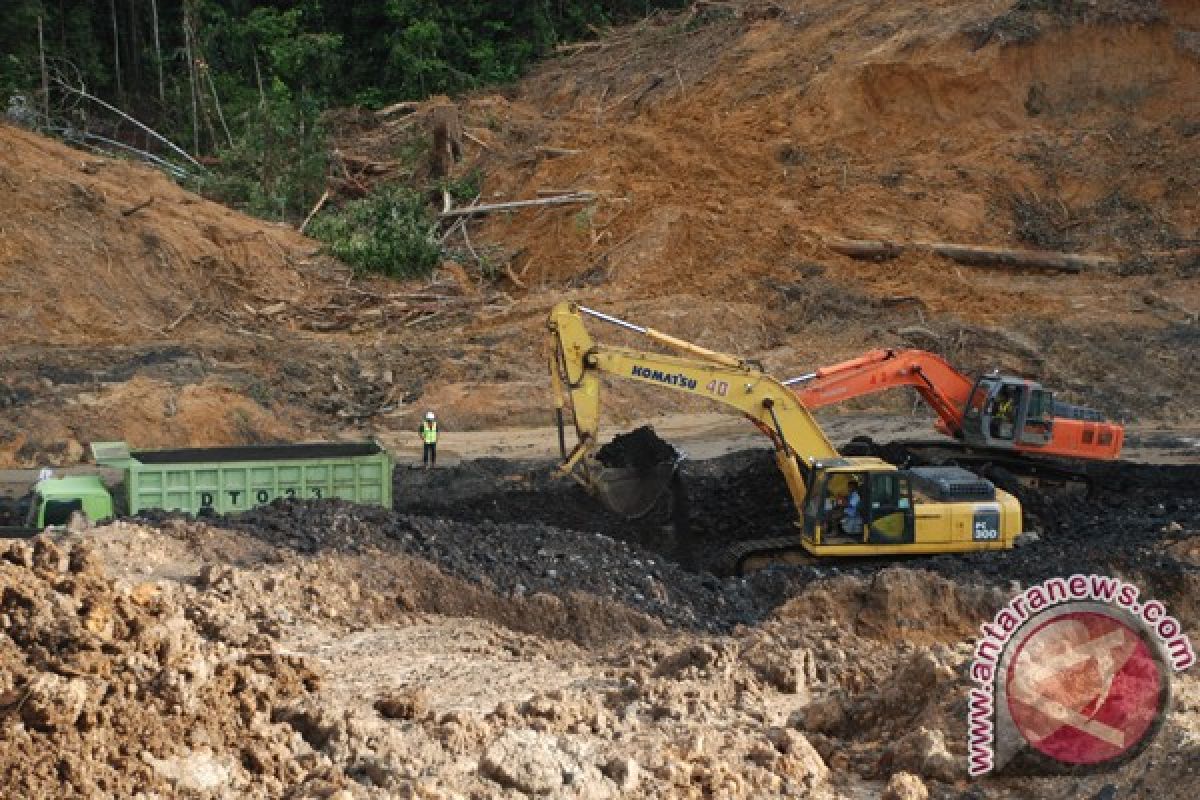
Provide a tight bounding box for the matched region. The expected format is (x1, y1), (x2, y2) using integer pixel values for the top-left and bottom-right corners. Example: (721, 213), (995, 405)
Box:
(444, 0), (1199, 423)
(2, 0), (1199, 465)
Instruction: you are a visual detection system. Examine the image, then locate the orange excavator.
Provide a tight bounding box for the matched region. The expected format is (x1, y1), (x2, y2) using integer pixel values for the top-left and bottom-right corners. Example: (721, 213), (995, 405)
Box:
(783, 349), (1123, 482)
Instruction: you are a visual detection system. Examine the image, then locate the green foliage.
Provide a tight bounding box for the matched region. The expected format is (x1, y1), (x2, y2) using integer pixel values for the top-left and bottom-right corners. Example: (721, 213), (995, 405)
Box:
(196, 91), (328, 219)
(441, 168), (483, 205)
(191, 5), (340, 219)
(308, 185), (440, 278)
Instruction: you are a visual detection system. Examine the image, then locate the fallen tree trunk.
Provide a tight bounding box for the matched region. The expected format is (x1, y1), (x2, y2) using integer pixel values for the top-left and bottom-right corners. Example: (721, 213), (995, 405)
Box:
(438, 193), (595, 219)
(929, 242), (1108, 273)
(826, 237), (1116, 273)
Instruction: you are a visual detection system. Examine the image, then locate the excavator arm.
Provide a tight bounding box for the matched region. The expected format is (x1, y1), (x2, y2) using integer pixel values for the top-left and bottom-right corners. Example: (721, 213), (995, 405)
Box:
(548, 302), (840, 514)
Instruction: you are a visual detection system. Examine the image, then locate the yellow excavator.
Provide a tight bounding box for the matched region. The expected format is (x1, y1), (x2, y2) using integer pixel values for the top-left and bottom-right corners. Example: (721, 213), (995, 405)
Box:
(547, 301), (1022, 572)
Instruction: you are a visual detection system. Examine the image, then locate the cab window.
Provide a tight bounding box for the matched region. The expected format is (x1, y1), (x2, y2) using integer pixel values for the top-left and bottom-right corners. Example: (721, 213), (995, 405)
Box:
(869, 473), (900, 511)
(1026, 389), (1051, 423)
(822, 473), (858, 511)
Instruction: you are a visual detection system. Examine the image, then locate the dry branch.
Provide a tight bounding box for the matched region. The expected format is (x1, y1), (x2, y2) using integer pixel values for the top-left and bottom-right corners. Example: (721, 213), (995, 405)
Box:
(438, 193), (595, 219)
(462, 130), (491, 150)
(334, 151), (398, 174)
(535, 146), (582, 158)
(504, 263), (527, 289)
(52, 80), (204, 171)
(555, 41), (606, 53)
(164, 303), (197, 332)
(299, 189), (330, 233)
(120, 197), (154, 217)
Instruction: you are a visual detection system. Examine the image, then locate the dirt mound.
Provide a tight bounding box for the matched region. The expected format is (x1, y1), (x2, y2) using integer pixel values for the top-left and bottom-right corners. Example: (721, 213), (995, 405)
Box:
(0, 535), (345, 799)
(0, 124), (487, 460)
(32, 474), (1195, 800)
(5, 0), (1200, 461)
(0, 125), (322, 346)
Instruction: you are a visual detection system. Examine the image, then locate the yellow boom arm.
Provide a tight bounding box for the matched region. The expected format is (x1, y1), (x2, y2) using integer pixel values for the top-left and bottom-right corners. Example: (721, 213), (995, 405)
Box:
(547, 301), (841, 508)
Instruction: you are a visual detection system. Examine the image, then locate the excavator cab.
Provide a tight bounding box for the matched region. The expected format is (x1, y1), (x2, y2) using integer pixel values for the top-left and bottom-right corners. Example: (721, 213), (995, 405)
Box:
(960, 375), (1053, 451)
(802, 463), (916, 547)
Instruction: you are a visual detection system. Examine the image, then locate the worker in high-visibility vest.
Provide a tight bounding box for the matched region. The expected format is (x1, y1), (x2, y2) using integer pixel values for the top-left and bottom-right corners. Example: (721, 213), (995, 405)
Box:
(418, 411), (440, 468)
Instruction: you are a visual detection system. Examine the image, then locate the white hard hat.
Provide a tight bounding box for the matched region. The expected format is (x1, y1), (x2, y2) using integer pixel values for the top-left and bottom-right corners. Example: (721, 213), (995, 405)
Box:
(425, 411), (436, 420)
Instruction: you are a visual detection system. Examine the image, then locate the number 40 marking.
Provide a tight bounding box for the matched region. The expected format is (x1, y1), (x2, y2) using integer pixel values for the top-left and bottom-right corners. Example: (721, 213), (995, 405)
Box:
(706, 380), (729, 397)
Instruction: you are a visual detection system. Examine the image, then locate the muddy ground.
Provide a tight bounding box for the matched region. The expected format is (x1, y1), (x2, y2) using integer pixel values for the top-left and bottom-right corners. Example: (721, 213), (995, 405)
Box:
(4, 432), (1197, 799)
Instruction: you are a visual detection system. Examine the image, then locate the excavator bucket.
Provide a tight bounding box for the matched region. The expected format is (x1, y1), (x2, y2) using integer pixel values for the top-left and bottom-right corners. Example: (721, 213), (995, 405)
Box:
(587, 427), (682, 519)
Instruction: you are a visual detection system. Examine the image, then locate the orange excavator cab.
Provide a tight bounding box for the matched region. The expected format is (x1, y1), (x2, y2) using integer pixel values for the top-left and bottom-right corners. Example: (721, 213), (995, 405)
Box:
(960, 373), (1120, 459)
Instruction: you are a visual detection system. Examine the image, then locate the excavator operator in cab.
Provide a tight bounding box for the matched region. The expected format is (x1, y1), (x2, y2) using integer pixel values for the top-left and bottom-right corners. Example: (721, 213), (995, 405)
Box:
(841, 478), (864, 535)
(992, 386), (1018, 440)
(826, 475), (864, 539)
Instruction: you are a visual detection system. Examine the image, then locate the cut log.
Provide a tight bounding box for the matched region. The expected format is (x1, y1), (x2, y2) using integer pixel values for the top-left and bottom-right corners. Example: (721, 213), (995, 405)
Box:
(438, 193), (595, 219)
(825, 238), (904, 261)
(826, 237), (1115, 273)
(927, 243), (1102, 273)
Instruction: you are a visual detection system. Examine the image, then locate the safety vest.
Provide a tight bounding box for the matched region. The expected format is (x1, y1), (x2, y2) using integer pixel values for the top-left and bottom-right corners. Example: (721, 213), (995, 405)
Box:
(421, 421), (438, 444)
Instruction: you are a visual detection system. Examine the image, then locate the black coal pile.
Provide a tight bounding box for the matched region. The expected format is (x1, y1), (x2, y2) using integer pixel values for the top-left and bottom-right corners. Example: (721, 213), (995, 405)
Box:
(595, 425), (678, 470)
(140, 440), (1200, 633)
(209, 498), (769, 633)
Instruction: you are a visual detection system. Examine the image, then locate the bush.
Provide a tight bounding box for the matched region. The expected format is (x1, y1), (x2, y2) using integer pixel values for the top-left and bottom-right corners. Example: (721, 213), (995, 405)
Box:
(309, 185), (441, 278)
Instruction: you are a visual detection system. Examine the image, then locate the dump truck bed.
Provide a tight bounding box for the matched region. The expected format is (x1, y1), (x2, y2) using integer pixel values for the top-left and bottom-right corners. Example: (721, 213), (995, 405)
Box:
(92, 440), (393, 516)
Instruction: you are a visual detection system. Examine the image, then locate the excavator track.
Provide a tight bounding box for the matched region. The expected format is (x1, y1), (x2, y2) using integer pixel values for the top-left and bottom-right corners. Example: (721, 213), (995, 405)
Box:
(718, 536), (818, 576)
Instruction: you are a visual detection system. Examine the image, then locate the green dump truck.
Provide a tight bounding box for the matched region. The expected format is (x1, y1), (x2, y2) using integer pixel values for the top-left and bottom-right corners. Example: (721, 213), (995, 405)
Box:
(1, 440), (393, 536)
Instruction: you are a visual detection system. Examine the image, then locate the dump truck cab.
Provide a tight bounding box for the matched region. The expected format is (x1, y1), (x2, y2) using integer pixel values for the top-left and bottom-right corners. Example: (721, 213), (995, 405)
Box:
(26, 475), (115, 527)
